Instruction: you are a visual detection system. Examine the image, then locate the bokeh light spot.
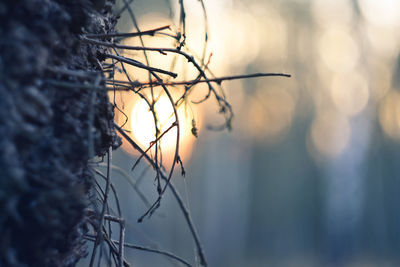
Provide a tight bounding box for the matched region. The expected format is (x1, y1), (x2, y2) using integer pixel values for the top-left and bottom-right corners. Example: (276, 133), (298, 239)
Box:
(359, 0), (400, 27)
(310, 110), (351, 158)
(312, 0), (353, 27)
(318, 26), (359, 73)
(247, 88), (295, 143)
(330, 73), (369, 117)
(379, 90), (400, 140)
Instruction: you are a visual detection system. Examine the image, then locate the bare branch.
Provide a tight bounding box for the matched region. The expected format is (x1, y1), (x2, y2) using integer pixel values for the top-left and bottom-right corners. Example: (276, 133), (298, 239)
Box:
(84, 25), (171, 39)
(114, 124), (207, 266)
(122, 242), (191, 267)
(103, 53), (178, 78)
(89, 148), (112, 267)
(85, 234), (191, 267)
(131, 122), (177, 172)
(106, 72), (291, 89)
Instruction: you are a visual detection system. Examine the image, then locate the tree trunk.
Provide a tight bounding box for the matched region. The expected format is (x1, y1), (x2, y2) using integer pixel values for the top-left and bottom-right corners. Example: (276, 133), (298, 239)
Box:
(0, 0), (119, 266)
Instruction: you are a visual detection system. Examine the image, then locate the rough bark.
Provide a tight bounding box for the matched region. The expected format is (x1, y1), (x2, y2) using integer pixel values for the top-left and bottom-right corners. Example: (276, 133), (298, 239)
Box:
(0, 0), (120, 266)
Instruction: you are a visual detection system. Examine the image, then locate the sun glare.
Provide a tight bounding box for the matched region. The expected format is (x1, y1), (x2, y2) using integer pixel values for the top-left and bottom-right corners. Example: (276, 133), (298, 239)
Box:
(124, 93), (197, 166)
(130, 95), (181, 155)
(359, 0), (400, 27)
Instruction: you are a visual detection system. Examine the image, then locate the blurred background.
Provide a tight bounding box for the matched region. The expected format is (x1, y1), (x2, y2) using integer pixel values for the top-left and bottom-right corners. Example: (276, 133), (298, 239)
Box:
(88, 0), (400, 266)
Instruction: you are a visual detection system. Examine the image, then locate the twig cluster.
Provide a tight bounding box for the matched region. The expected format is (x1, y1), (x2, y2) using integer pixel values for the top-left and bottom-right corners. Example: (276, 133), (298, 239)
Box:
(82, 1), (291, 266)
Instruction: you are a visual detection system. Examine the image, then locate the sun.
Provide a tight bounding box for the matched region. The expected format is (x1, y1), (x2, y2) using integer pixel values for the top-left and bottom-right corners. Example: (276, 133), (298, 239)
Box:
(130, 95), (181, 155)
(111, 89), (201, 167)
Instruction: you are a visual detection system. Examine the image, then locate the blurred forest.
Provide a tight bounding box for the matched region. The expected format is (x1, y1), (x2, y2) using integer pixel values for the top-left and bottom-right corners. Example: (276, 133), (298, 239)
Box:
(78, 0), (400, 266)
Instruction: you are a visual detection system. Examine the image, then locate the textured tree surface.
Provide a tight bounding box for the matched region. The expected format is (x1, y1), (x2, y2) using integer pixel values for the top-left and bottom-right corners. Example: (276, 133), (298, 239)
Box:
(0, 0), (119, 266)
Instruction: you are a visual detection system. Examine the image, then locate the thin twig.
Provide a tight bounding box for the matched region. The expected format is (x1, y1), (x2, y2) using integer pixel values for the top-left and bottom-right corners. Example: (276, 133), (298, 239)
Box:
(93, 169), (122, 217)
(84, 25), (171, 39)
(114, 124), (207, 266)
(90, 37), (232, 128)
(131, 122), (177, 172)
(178, 0), (186, 38)
(111, 46), (163, 194)
(85, 233), (130, 267)
(198, 0), (209, 65)
(87, 211), (124, 223)
(89, 147), (112, 267)
(98, 163), (152, 208)
(117, 2), (163, 195)
(88, 209), (126, 266)
(114, 0), (134, 17)
(119, 219), (125, 267)
(133, 70), (180, 221)
(106, 72), (291, 90)
(85, 234), (191, 267)
(122, 242), (191, 267)
(111, 45), (180, 212)
(88, 75), (101, 159)
(103, 53), (178, 78)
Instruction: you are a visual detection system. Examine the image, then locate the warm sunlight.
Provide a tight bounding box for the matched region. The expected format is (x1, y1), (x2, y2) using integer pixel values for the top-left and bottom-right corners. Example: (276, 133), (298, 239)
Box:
(379, 90), (400, 141)
(111, 90), (199, 166)
(359, 0), (400, 27)
(130, 94), (191, 158)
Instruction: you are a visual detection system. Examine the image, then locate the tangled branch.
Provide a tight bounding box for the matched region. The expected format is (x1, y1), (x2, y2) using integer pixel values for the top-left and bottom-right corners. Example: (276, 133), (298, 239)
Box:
(84, 1), (291, 267)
